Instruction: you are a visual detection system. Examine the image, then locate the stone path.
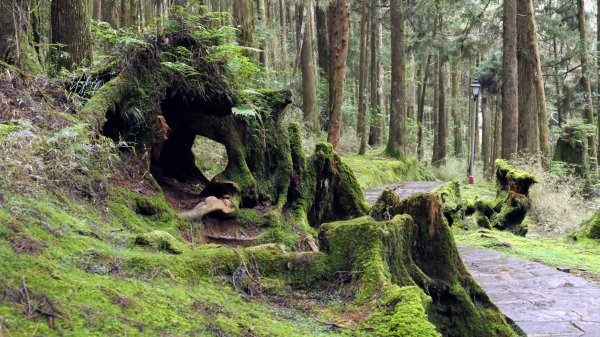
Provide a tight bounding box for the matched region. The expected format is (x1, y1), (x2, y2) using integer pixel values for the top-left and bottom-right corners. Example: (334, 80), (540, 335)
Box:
(364, 182), (600, 337)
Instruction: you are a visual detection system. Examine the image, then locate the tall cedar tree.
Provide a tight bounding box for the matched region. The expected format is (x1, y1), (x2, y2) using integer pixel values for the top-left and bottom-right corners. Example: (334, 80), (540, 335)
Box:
(577, 0), (597, 171)
(357, 0), (370, 154)
(326, 0), (350, 150)
(299, 0), (318, 132)
(385, 0), (405, 156)
(502, 0), (518, 159)
(368, 0), (383, 146)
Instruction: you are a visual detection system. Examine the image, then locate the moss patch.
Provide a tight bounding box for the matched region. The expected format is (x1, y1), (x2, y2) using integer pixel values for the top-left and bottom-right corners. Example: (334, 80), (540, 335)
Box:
(341, 149), (435, 189)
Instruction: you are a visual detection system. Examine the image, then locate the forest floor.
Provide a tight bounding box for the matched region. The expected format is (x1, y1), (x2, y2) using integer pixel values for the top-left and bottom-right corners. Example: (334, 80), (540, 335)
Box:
(361, 179), (600, 337)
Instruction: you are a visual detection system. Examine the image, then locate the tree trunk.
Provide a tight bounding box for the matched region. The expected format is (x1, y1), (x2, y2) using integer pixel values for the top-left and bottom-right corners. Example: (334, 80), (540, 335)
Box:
(300, 0), (318, 133)
(481, 92), (490, 172)
(451, 59), (462, 157)
(517, 0), (538, 155)
(129, 0), (138, 29)
(120, 0), (128, 26)
(384, 0), (405, 156)
(325, 0), (350, 150)
(315, 1), (328, 76)
(493, 95), (502, 166)
(357, 0), (370, 154)
(417, 55), (431, 161)
(502, 0), (519, 159)
(101, 0), (117, 27)
(93, 0), (102, 20)
(233, 0), (255, 50)
(406, 51), (416, 122)
(279, 0), (288, 76)
(368, 0), (382, 147)
(525, 0), (549, 168)
(577, 0), (598, 172)
(51, 0), (92, 70)
(432, 57), (447, 166)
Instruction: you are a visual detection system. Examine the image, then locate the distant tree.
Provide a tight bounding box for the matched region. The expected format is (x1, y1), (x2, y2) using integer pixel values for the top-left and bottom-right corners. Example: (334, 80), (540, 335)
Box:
(357, 0), (370, 154)
(326, 0), (350, 150)
(384, 0), (406, 156)
(368, 0), (383, 146)
(299, 0), (318, 132)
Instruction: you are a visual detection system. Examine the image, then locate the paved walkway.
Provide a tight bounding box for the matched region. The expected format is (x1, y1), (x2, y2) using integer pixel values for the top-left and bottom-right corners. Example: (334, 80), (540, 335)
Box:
(363, 182), (600, 337)
(363, 181), (444, 205)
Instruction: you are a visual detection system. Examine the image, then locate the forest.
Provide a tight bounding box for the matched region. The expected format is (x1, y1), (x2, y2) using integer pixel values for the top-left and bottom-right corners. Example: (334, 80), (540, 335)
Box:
(1, 0), (600, 336)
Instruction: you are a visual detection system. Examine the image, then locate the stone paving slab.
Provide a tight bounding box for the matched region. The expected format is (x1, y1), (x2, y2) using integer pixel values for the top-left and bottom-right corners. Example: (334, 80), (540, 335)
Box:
(363, 181), (444, 205)
(459, 246), (600, 337)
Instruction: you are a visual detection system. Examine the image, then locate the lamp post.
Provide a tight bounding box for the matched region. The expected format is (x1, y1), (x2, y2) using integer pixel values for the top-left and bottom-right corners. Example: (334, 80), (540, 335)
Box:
(469, 80), (481, 184)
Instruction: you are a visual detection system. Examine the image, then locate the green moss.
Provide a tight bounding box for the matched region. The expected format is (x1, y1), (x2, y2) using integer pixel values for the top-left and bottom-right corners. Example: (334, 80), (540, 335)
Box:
(368, 286), (440, 337)
(587, 212), (600, 239)
(135, 230), (186, 254)
(0, 123), (21, 140)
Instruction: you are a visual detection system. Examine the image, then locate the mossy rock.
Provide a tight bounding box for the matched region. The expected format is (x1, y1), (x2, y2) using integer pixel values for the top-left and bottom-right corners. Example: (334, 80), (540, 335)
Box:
(587, 212), (600, 239)
(135, 230), (186, 254)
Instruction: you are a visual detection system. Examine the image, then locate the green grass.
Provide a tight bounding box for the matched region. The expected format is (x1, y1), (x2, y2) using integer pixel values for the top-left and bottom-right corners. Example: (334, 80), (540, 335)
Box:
(341, 149), (434, 189)
(0, 189), (351, 336)
(454, 228), (600, 277)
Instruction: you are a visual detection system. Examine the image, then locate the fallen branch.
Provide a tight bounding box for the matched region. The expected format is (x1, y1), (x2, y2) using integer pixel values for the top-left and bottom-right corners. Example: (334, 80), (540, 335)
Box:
(311, 315), (346, 329)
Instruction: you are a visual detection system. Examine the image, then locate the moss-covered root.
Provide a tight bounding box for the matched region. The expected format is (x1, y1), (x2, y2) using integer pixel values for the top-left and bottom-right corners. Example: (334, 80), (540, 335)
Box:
(491, 160), (537, 236)
(367, 190), (516, 337)
(80, 75), (135, 129)
(587, 212), (600, 239)
(135, 230), (186, 254)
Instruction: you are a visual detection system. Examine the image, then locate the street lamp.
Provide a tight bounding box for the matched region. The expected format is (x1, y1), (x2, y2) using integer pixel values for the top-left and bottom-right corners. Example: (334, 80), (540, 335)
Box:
(468, 80), (481, 184)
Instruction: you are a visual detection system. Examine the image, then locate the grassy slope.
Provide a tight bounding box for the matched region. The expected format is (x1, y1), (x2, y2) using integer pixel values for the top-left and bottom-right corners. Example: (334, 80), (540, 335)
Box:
(341, 149), (435, 189)
(0, 188), (347, 336)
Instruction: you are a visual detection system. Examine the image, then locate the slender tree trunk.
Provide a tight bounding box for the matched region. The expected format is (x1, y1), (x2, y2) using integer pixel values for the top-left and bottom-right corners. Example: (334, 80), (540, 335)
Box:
(129, 0), (138, 29)
(406, 52), (416, 122)
(315, 1), (328, 76)
(517, 0), (538, 155)
(417, 55), (431, 161)
(357, 0), (370, 154)
(325, 0), (350, 150)
(502, 0), (519, 159)
(451, 59), (462, 157)
(493, 95), (502, 168)
(101, 0), (117, 27)
(577, 0), (598, 172)
(481, 92), (490, 172)
(300, 0), (318, 133)
(385, 0), (405, 156)
(279, 0), (288, 76)
(433, 57), (447, 166)
(368, 0), (383, 147)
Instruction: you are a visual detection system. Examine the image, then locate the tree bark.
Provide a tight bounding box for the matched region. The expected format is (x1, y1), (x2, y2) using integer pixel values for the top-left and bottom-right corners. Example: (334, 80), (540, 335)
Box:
(451, 59), (462, 157)
(279, 0), (288, 76)
(502, 0), (519, 159)
(517, 0), (538, 155)
(315, 1), (328, 76)
(101, 0), (117, 27)
(357, 0), (370, 154)
(93, 0), (101, 20)
(300, 0), (318, 133)
(368, 0), (382, 146)
(51, 0), (92, 70)
(384, 0), (405, 156)
(417, 55), (431, 161)
(577, 0), (598, 171)
(233, 0), (255, 50)
(432, 56), (447, 166)
(325, 0), (350, 150)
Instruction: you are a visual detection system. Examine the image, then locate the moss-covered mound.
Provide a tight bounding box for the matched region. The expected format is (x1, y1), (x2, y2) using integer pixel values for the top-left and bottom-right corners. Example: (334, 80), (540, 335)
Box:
(587, 212), (600, 239)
